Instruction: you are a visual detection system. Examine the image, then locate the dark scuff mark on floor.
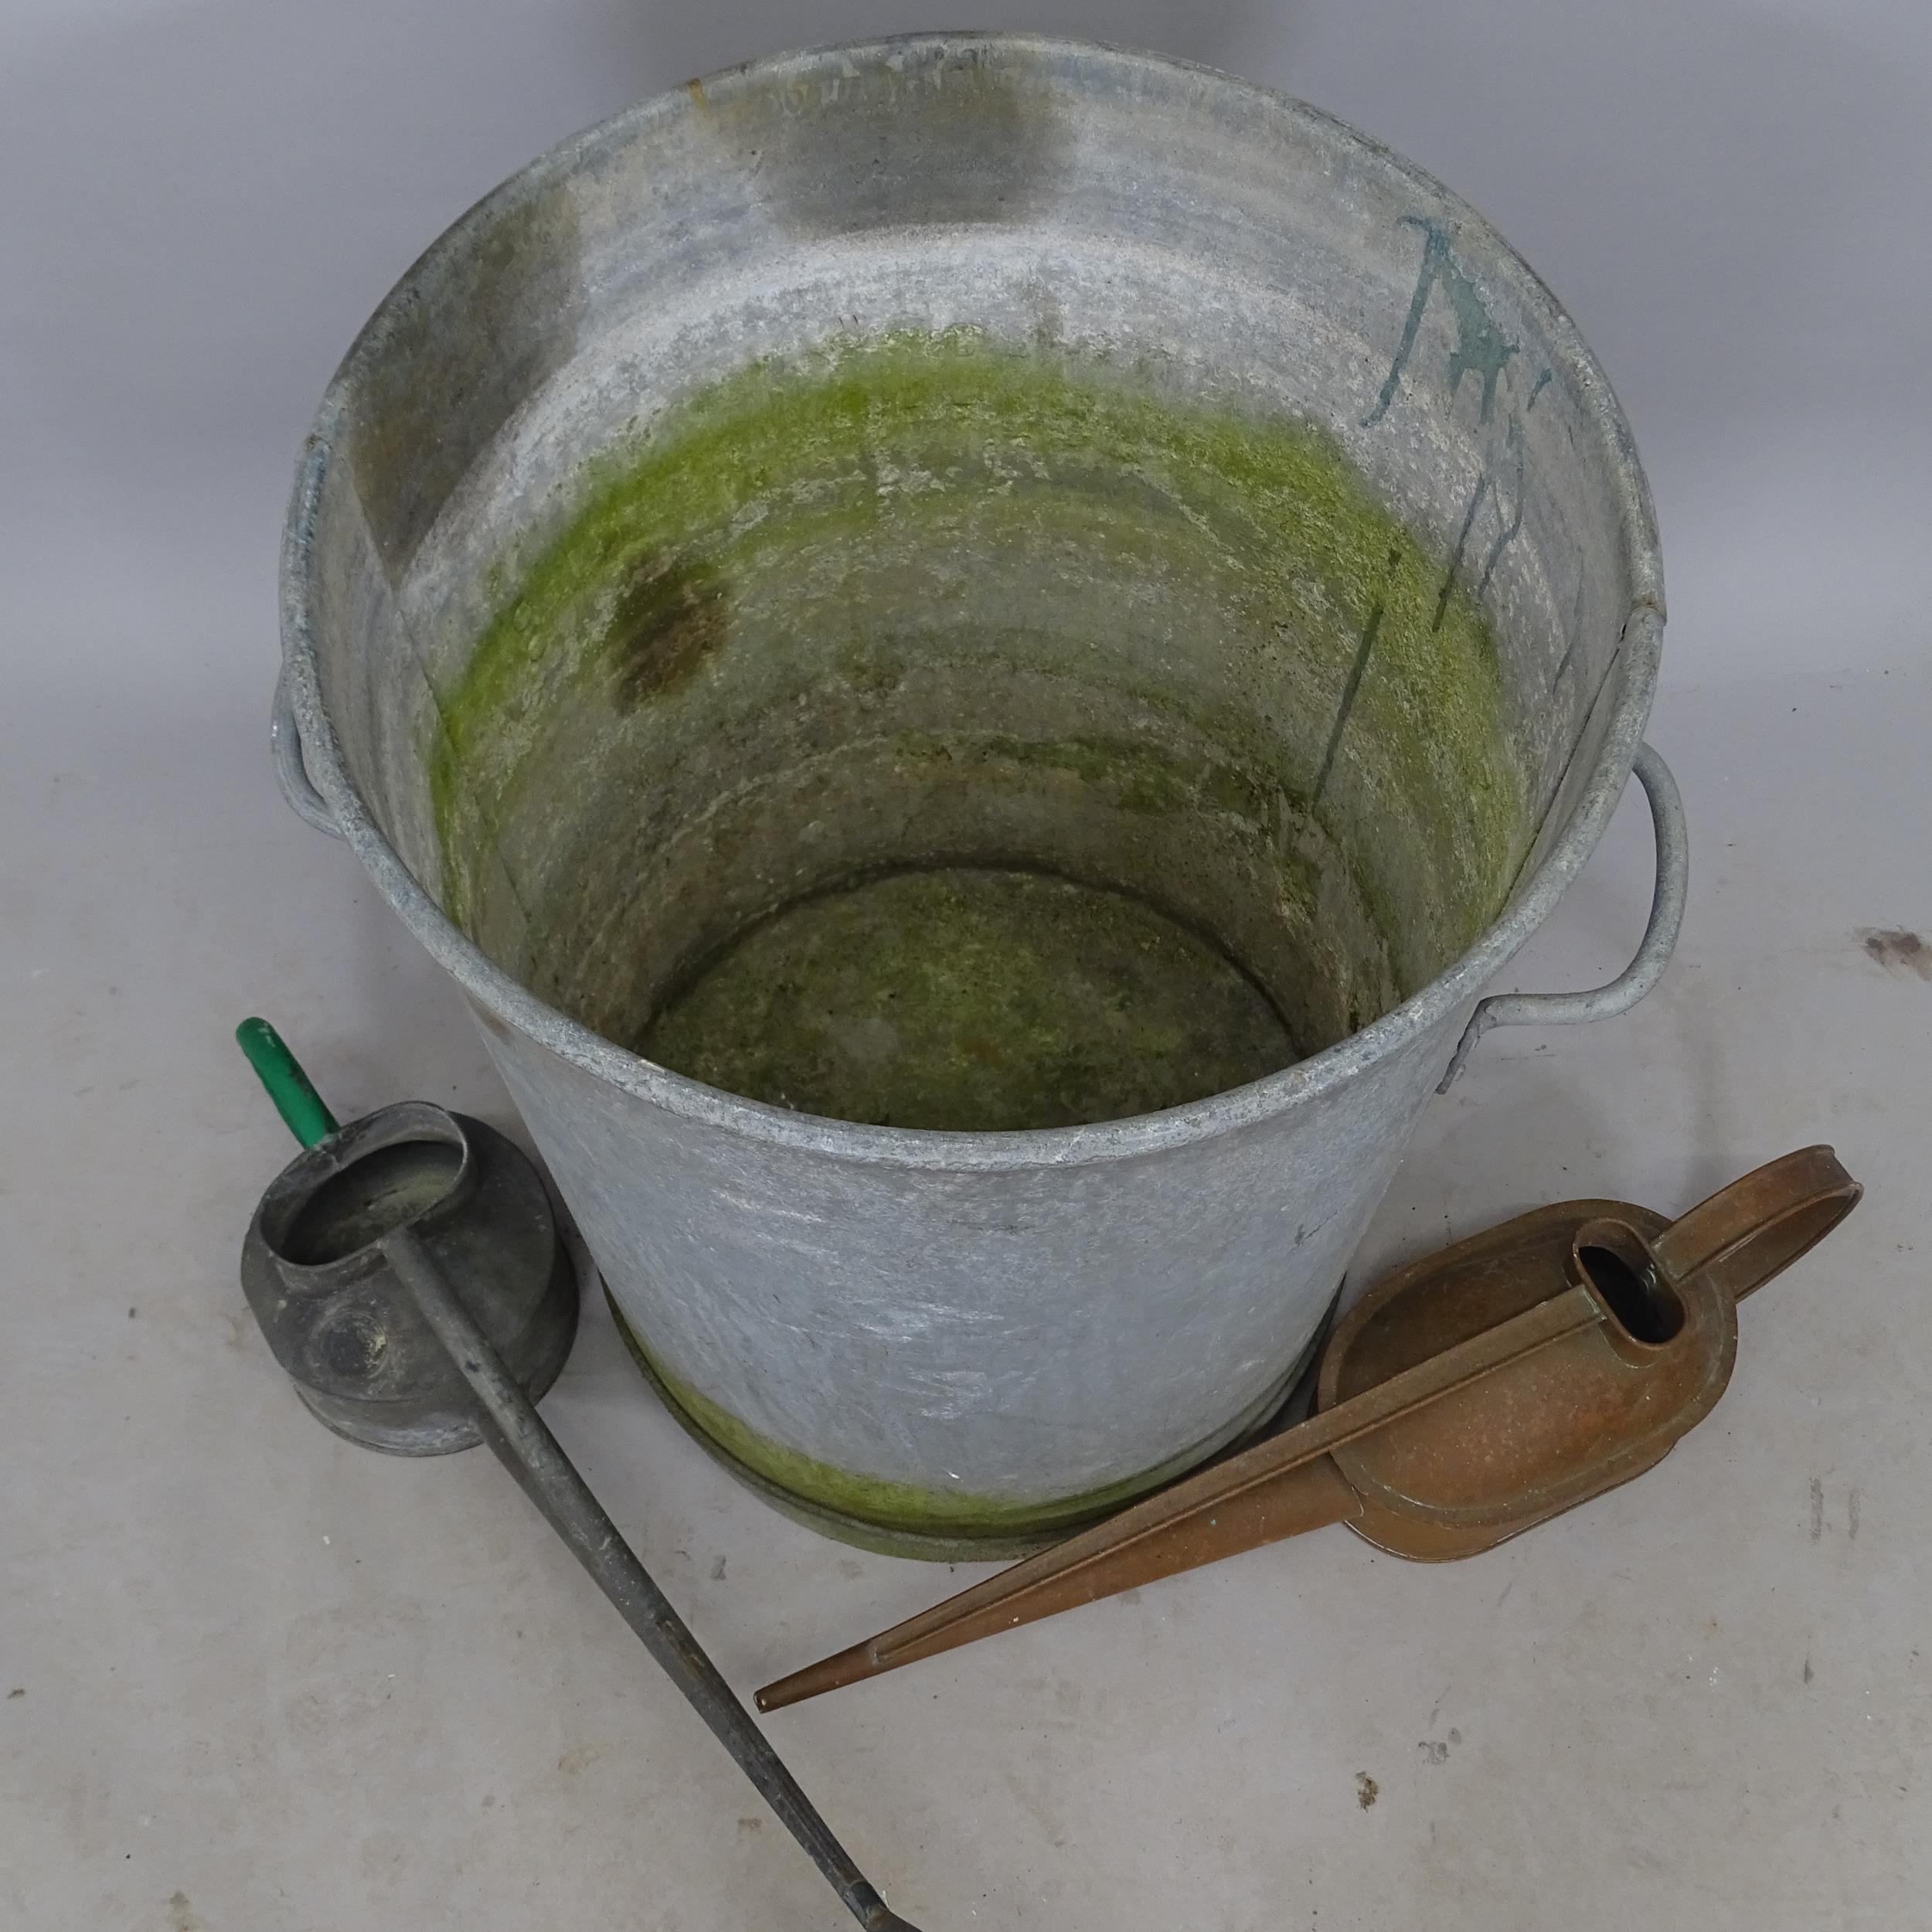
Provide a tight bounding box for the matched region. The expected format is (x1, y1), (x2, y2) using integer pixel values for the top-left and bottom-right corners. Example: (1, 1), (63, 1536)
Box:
(1861, 928), (1932, 981)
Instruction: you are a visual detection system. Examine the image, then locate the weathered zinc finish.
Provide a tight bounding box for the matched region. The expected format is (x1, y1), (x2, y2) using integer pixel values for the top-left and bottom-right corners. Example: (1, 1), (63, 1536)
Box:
(277, 36), (1678, 1552)
(474, 971), (1457, 1529)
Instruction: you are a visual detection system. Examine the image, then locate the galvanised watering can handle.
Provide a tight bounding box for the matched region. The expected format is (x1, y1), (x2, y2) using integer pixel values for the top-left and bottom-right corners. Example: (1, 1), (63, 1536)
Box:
(270, 666), (345, 839)
(1439, 741), (1687, 1092)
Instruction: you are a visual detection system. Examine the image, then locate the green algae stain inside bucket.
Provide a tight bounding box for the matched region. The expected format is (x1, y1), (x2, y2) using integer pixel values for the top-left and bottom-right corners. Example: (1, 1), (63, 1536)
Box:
(428, 329), (1532, 1131)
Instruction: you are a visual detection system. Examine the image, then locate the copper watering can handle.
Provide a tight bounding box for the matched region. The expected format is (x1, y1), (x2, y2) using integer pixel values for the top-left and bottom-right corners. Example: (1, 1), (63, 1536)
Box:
(1648, 1144), (1862, 1301)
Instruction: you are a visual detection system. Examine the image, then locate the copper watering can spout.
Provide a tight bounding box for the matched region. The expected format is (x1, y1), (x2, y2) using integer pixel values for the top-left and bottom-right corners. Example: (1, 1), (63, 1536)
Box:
(757, 1147), (1861, 1712)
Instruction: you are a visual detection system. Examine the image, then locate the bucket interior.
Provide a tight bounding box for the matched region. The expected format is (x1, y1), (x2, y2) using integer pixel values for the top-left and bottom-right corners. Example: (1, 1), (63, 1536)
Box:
(306, 41), (1644, 1131)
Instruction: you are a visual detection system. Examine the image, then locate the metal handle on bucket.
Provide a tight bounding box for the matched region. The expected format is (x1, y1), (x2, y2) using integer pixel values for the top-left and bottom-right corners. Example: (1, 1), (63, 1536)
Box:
(272, 667), (345, 839)
(1438, 741), (1687, 1092)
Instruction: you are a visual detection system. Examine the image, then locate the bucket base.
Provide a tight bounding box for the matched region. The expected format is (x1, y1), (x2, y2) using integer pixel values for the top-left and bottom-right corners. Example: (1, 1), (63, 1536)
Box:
(605, 1284), (1338, 1561)
(637, 865), (1300, 1134)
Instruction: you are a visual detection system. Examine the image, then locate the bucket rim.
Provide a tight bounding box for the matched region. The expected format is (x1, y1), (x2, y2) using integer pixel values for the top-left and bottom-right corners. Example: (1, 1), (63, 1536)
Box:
(281, 31), (1666, 1174)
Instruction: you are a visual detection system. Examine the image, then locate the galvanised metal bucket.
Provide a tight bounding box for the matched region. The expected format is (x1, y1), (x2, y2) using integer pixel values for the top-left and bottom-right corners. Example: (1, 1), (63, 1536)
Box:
(276, 36), (1685, 1557)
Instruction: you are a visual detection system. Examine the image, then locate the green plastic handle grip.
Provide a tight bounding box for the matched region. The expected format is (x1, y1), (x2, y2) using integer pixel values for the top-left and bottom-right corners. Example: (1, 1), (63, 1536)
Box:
(236, 1017), (339, 1148)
